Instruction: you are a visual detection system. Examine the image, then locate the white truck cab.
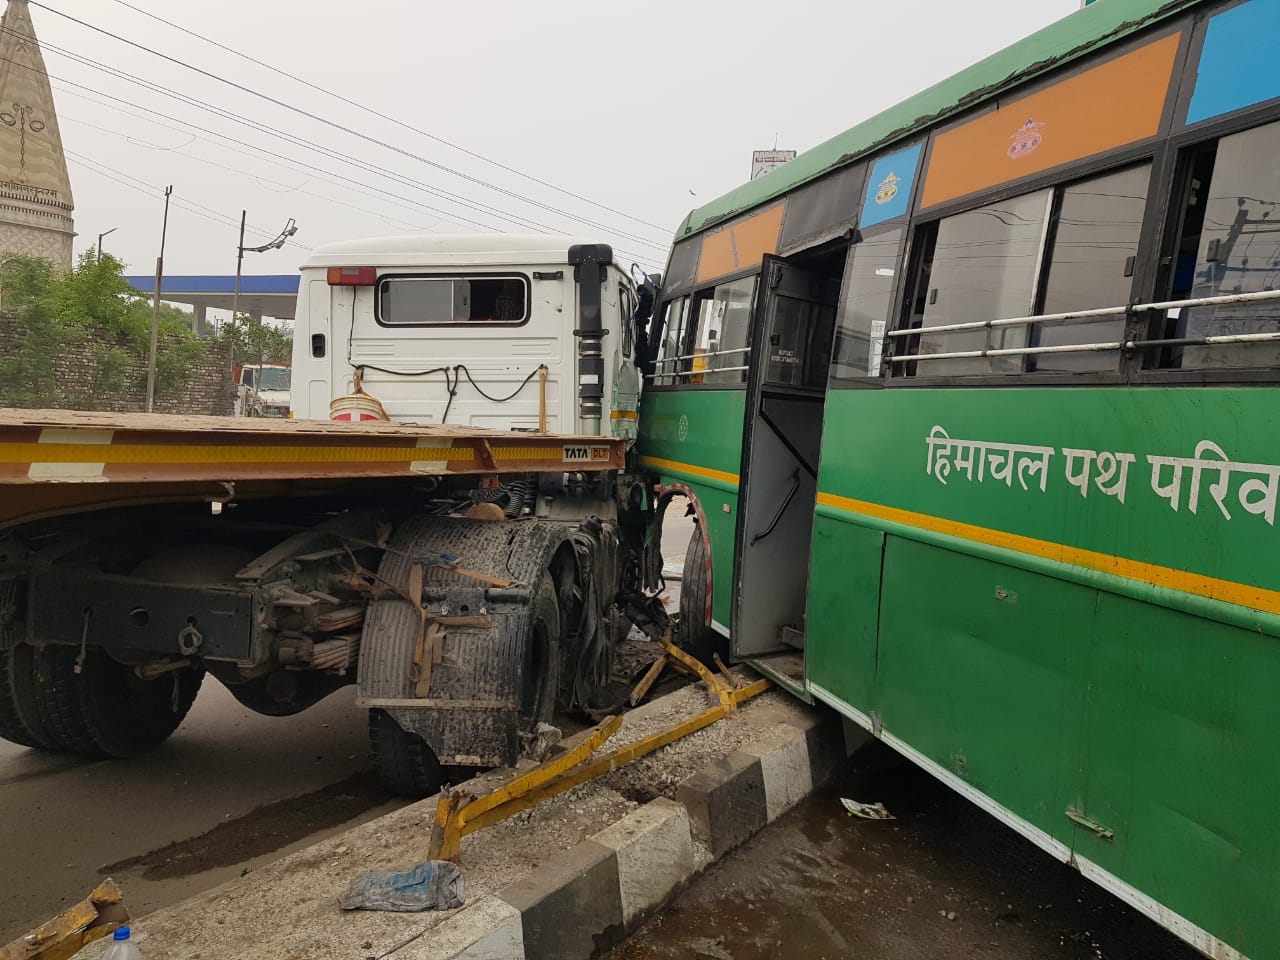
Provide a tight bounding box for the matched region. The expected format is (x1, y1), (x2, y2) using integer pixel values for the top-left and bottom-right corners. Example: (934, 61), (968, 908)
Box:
(291, 234), (642, 437)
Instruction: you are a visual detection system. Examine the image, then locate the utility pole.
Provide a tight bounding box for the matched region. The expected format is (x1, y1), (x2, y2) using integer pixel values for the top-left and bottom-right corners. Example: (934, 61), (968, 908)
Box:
(231, 209), (247, 328)
(230, 213), (298, 416)
(96, 226), (117, 263)
(145, 186), (173, 414)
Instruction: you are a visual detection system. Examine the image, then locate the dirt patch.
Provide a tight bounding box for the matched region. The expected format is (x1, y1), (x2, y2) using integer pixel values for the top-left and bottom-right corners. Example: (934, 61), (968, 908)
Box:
(99, 772), (394, 880)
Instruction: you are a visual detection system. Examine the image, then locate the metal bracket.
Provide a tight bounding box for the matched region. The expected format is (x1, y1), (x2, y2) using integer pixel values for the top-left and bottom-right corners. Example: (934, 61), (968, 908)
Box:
(1065, 806), (1115, 842)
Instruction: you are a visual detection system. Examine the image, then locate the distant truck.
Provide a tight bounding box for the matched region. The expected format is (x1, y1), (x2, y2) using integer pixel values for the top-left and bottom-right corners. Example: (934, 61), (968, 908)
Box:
(233, 363), (291, 417)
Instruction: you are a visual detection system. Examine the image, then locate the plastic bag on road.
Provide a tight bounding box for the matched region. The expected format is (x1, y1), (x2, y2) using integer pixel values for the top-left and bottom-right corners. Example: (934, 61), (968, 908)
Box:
(339, 860), (465, 912)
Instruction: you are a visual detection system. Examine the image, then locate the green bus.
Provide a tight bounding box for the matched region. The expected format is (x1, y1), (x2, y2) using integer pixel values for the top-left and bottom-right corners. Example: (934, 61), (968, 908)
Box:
(637, 0), (1280, 955)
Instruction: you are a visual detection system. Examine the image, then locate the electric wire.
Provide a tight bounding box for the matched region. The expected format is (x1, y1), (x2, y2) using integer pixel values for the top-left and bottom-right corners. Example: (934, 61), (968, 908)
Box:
(104, 0), (668, 233)
(0, 33), (666, 268)
(66, 149), (315, 250)
(27, 2), (672, 250)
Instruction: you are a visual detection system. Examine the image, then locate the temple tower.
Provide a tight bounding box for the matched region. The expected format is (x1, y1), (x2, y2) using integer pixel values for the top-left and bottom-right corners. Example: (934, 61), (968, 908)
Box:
(0, 0), (74, 267)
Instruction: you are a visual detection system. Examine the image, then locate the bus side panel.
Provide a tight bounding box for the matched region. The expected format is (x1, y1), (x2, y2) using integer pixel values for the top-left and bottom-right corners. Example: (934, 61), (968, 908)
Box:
(874, 537), (1090, 855)
(806, 515), (883, 709)
(638, 389), (746, 631)
(1075, 595), (1274, 959)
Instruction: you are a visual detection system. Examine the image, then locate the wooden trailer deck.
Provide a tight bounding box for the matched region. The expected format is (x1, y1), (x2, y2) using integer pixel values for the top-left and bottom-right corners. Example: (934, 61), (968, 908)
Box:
(0, 409), (626, 528)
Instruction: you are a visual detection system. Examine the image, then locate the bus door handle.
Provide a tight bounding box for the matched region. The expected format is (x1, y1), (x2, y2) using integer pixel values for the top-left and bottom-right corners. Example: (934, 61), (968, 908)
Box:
(751, 468), (800, 546)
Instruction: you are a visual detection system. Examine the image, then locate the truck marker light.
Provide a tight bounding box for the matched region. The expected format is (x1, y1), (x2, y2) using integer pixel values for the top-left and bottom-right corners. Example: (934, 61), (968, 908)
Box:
(327, 266), (377, 286)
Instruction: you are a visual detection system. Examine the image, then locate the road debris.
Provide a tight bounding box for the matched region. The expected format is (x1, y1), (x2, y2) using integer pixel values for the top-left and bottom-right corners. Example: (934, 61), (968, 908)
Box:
(338, 861), (464, 913)
(840, 797), (894, 820)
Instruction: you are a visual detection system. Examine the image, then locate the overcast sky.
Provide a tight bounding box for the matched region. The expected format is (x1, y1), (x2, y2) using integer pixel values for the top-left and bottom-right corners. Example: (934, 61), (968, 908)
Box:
(28, 0), (1079, 293)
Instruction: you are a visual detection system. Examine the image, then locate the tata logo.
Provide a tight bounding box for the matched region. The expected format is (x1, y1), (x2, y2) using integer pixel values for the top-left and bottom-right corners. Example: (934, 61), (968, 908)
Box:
(563, 444), (611, 463)
(1008, 117), (1045, 159)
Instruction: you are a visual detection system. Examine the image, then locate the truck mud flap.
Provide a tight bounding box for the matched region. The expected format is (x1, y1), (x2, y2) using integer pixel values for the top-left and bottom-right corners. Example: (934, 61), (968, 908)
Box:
(357, 517), (573, 767)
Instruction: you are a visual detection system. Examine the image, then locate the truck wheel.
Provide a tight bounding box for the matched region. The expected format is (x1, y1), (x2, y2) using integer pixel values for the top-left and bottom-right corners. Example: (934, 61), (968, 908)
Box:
(0, 645), (44, 748)
(5, 644), (58, 750)
(75, 649), (204, 758)
(29, 644), (102, 756)
(677, 522), (728, 666)
(369, 708), (443, 798)
(521, 571), (561, 730)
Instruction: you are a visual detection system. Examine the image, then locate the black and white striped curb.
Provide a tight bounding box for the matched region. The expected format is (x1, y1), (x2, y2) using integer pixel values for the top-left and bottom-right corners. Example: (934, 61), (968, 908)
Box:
(414, 708), (859, 960)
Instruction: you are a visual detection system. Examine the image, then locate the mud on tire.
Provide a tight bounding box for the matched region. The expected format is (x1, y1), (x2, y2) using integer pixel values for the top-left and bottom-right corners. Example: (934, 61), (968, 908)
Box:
(677, 522), (728, 666)
(369, 707), (443, 798)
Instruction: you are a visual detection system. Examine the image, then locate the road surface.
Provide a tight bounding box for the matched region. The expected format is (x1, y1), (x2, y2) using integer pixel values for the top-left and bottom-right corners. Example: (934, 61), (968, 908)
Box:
(0, 680), (398, 943)
(609, 745), (1202, 960)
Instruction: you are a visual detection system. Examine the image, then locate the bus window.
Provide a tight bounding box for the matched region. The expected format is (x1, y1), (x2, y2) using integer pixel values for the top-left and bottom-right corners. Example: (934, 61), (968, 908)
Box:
(1031, 164), (1151, 373)
(654, 296), (689, 385)
(1165, 120), (1280, 370)
(912, 189), (1052, 377)
(697, 276), (756, 385)
(831, 225), (904, 382)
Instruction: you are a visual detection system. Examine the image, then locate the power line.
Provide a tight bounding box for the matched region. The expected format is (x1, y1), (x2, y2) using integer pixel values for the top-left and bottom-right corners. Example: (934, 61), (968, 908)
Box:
(39, 69), (665, 269)
(28, 2), (671, 250)
(6, 33), (577, 240)
(66, 149), (314, 250)
(3, 27), (668, 267)
(104, 0), (669, 235)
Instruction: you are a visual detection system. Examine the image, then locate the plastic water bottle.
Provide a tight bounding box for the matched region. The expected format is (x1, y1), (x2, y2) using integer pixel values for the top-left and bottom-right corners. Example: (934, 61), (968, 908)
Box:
(104, 926), (143, 960)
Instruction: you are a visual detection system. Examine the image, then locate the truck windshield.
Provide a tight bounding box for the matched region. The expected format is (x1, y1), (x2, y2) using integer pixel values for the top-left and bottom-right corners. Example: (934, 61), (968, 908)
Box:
(258, 368), (291, 391)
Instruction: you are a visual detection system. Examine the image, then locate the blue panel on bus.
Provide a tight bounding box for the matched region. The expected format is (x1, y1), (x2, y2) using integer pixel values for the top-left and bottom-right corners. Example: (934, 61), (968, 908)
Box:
(1186, 0), (1280, 125)
(860, 144), (922, 229)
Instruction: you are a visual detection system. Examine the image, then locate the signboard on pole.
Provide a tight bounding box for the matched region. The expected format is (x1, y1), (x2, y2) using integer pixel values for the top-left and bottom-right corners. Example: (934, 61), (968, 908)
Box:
(751, 150), (796, 180)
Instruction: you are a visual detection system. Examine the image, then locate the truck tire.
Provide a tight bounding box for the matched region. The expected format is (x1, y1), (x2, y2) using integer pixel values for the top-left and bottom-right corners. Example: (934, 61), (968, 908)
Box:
(677, 522), (728, 666)
(0, 645), (41, 748)
(521, 571), (561, 730)
(369, 707), (443, 798)
(29, 644), (101, 756)
(74, 649), (204, 758)
(6, 644), (58, 750)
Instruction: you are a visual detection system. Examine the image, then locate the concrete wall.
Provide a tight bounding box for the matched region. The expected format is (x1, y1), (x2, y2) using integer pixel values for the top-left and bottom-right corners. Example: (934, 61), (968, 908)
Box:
(0, 317), (235, 415)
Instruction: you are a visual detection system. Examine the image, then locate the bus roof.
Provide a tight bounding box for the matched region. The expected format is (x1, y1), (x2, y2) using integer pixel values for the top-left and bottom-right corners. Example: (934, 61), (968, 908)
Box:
(677, 0), (1197, 240)
(303, 233), (620, 269)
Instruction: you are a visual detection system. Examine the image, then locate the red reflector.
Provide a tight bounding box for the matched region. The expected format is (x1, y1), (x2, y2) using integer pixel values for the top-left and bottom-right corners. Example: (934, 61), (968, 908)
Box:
(327, 266), (377, 286)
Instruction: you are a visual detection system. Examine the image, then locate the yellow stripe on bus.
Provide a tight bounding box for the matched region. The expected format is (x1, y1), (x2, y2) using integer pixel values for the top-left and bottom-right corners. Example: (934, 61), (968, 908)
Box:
(639, 454), (1280, 616)
(639, 455), (740, 487)
(816, 491), (1280, 616)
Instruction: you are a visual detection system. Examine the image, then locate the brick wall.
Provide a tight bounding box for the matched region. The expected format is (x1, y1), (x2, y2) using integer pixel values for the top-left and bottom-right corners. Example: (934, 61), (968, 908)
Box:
(0, 317), (236, 415)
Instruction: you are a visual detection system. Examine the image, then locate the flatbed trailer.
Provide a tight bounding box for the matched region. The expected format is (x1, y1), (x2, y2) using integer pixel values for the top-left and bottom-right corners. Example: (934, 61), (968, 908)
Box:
(0, 234), (665, 796)
(0, 410), (624, 527)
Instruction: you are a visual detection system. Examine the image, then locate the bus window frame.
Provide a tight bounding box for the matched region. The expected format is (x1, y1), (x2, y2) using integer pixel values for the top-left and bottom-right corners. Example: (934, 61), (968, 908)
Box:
(645, 265), (764, 392)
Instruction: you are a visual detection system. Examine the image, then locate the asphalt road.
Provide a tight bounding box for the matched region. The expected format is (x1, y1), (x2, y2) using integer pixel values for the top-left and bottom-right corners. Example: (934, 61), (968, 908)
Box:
(0, 679), (399, 944)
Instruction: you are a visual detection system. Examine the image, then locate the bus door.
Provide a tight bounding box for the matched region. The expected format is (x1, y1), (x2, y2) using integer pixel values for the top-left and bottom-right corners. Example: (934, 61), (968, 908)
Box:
(732, 251), (842, 682)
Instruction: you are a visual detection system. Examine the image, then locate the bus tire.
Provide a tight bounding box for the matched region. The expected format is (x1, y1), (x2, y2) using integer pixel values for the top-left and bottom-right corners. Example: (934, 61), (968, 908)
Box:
(369, 707), (443, 798)
(678, 522), (728, 666)
(75, 649), (204, 758)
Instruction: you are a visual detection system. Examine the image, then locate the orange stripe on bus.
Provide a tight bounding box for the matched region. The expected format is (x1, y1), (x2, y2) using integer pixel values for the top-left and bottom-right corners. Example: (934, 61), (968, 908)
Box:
(920, 32), (1180, 208)
(816, 491), (1280, 616)
(695, 203), (785, 283)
